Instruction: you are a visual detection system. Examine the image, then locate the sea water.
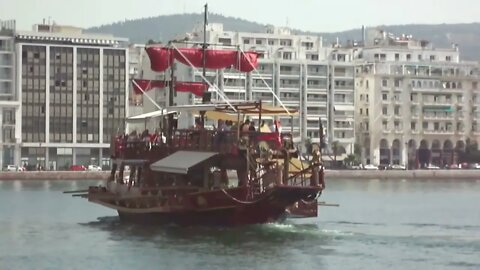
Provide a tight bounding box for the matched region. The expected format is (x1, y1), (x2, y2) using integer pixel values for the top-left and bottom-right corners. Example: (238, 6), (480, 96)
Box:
(0, 178), (479, 270)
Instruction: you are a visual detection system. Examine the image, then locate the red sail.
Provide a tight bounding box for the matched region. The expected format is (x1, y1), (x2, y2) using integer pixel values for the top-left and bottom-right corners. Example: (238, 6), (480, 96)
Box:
(146, 47), (258, 72)
(175, 82), (209, 97)
(145, 47), (172, 72)
(132, 79), (166, 95)
(235, 51), (258, 72)
(173, 48), (204, 68)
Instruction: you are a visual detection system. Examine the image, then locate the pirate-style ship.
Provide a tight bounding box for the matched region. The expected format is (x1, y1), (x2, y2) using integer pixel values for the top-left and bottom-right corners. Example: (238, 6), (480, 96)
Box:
(67, 5), (327, 226)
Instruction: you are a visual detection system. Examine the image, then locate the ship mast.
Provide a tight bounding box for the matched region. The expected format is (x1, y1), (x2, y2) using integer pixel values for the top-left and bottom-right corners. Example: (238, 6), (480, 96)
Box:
(200, 3), (208, 127)
(203, 3), (208, 79)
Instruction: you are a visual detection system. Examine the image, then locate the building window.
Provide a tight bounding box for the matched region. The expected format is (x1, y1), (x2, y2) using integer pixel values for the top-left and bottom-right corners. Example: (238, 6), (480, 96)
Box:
(382, 107), (388, 115)
(268, 40), (274, 45)
(395, 53), (400, 61)
(394, 121), (400, 129)
(382, 79), (388, 87)
(473, 81), (478, 89)
(446, 56), (451, 62)
(394, 79), (401, 88)
(382, 121), (388, 130)
(406, 54), (411, 61)
(283, 52), (292, 60)
(243, 39), (250, 44)
(360, 108), (363, 115)
(255, 39), (262, 45)
(382, 93), (388, 101)
(430, 55), (436, 61)
(394, 106), (400, 115)
(418, 54), (422, 61)
(423, 122), (428, 129)
(366, 108), (369, 116)
(411, 122), (416, 130)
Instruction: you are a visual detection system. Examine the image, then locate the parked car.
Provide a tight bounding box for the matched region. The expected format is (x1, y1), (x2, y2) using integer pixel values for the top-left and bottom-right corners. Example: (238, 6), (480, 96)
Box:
(447, 164), (460, 170)
(363, 164), (379, 170)
(70, 165), (86, 171)
(390, 164), (406, 170)
(467, 163), (480, 169)
(7, 165), (24, 172)
(348, 165), (363, 170)
(426, 164), (440, 170)
(87, 165), (102, 171)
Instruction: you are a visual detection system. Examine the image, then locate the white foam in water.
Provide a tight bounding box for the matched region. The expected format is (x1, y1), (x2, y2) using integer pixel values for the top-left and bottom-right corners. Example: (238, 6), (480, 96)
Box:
(321, 229), (354, 236)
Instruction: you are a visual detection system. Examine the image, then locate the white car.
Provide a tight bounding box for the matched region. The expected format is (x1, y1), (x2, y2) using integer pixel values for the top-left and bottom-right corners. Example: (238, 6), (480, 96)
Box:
(88, 165), (102, 171)
(6, 165), (17, 171)
(426, 164), (440, 170)
(363, 164), (379, 170)
(390, 164), (406, 170)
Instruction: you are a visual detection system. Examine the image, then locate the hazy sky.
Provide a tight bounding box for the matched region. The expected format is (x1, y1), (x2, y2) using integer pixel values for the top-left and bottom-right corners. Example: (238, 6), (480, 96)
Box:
(2, 0), (479, 32)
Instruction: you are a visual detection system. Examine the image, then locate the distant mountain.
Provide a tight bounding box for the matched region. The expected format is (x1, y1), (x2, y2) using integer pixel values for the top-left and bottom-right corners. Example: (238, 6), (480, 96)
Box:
(87, 14), (480, 61)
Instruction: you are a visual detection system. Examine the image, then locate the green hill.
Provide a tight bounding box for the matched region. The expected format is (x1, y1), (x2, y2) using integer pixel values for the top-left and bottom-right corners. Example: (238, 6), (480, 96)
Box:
(87, 14), (480, 61)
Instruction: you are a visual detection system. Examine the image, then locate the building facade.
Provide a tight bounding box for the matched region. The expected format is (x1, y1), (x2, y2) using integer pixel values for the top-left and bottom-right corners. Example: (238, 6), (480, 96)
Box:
(355, 30), (480, 167)
(13, 23), (128, 170)
(0, 20), (19, 170)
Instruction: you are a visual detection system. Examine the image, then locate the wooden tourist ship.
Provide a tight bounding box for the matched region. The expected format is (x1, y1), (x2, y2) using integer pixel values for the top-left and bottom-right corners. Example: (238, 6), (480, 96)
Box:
(70, 101), (326, 226)
(68, 5), (327, 226)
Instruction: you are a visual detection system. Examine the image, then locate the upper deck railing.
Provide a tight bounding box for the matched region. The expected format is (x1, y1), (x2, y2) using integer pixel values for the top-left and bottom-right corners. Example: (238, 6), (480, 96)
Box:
(114, 129), (294, 161)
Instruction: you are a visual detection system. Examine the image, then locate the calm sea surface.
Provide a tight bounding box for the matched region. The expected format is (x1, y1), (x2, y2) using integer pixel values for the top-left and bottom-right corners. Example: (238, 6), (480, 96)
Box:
(0, 178), (479, 270)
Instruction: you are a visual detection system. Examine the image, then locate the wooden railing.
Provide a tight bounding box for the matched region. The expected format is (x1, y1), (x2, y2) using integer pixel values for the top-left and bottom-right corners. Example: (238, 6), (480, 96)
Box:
(117, 129), (294, 160)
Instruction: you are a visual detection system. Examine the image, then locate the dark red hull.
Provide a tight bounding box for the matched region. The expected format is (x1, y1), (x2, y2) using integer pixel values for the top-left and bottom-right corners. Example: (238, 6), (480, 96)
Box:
(114, 186), (320, 226)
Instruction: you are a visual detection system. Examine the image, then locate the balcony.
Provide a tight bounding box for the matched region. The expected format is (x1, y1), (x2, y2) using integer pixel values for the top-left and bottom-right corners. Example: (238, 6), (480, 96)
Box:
(423, 129), (455, 135)
(279, 84), (300, 90)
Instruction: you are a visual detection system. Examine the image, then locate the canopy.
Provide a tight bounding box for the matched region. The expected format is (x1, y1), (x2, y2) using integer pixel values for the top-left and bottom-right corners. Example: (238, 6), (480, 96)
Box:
(150, 151), (218, 174)
(126, 110), (176, 122)
(145, 47), (258, 73)
(204, 111), (239, 122)
(167, 102), (298, 116)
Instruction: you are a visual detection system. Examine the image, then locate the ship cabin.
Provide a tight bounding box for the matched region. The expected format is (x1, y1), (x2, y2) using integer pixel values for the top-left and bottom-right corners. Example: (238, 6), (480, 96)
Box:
(108, 101), (324, 196)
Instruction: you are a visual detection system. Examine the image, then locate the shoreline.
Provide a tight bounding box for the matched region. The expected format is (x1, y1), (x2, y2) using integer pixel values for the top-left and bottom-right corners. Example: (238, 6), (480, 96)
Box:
(0, 170), (480, 181)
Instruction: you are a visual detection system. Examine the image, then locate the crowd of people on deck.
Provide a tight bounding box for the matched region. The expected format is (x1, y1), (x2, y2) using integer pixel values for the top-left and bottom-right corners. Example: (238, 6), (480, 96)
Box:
(110, 119), (285, 159)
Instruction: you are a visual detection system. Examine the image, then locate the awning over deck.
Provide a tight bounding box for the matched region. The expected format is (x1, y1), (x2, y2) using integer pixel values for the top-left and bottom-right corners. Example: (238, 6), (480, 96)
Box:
(150, 151), (218, 174)
(126, 110), (176, 122)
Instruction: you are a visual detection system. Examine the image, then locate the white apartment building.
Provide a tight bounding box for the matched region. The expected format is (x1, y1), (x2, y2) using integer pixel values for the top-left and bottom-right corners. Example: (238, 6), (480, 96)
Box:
(0, 20), (19, 170)
(11, 22), (129, 170)
(355, 30), (480, 168)
(175, 23), (357, 156)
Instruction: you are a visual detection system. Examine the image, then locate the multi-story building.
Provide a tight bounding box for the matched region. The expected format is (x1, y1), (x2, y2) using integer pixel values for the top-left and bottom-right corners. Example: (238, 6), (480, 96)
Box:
(0, 20), (19, 170)
(13, 22), (128, 170)
(355, 29), (480, 168)
(174, 23), (357, 156)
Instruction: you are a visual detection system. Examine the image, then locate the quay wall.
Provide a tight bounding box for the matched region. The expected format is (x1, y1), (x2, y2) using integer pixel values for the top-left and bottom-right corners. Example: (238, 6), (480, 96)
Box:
(0, 170), (480, 181)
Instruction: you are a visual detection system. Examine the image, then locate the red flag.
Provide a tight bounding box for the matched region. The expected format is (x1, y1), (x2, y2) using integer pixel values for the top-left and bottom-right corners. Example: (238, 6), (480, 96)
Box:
(175, 82), (209, 97)
(132, 79), (166, 95)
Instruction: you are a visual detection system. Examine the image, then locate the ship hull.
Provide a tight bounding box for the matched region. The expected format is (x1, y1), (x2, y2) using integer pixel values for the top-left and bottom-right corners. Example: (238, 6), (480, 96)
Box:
(92, 186), (320, 226)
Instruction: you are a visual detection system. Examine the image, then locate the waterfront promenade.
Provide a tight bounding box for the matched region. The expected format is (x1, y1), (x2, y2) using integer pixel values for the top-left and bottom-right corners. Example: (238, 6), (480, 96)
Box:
(0, 170), (479, 181)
